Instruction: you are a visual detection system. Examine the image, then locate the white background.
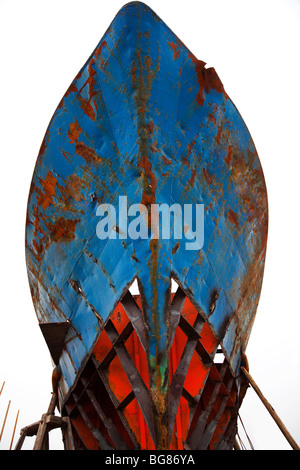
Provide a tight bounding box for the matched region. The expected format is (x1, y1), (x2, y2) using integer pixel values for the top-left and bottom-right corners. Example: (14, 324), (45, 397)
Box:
(0, 0), (299, 450)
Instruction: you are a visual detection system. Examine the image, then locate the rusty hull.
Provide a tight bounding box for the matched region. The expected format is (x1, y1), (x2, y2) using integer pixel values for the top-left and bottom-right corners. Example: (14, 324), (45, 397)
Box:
(25, 2), (268, 449)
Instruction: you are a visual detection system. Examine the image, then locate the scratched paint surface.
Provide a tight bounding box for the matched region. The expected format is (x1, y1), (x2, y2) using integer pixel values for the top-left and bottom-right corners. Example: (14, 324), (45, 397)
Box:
(25, 0), (268, 428)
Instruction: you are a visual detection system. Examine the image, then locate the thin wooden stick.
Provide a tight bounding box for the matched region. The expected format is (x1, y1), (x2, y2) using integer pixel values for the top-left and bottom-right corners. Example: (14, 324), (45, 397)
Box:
(0, 400), (11, 441)
(0, 382), (5, 396)
(9, 410), (20, 450)
(241, 366), (300, 450)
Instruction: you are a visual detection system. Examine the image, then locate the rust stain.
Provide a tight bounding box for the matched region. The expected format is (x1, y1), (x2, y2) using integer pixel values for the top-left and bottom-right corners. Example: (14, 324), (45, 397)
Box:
(68, 119), (101, 165)
(215, 125), (222, 144)
(77, 41), (107, 120)
(225, 145), (233, 165)
(94, 40), (107, 66)
(168, 41), (180, 60)
(148, 237), (169, 449)
(229, 148), (267, 229)
(189, 54), (225, 106)
(150, 143), (158, 153)
(66, 83), (78, 97)
(38, 129), (51, 156)
(75, 142), (101, 164)
(76, 58), (98, 121)
(187, 140), (196, 154)
(68, 119), (81, 144)
(171, 242), (180, 254)
(132, 37), (159, 209)
(78, 96), (96, 121)
(182, 156), (189, 167)
(161, 154), (172, 165)
(37, 171), (57, 210)
(87, 60), (97, 102)
(188, 55), (206, 106)
(48, 216), (80, 243)
(57, 83), (78, 109)
(59, 174), (88, 204)
(227, 209), (239, 228)
(208, 111), (217, 125)
(203, 67), (225, 95)
(188, 169), (196, 187)
(138, 154), (157, 201)
(147, 121), (154, 134)
(32, 238), (44, 263)
(131, 32), (160, 171)
(202, 167), (212, 185)
(30, 210), (80, 263)
(183, 139), (196, 167)
(59, 42), (107, 118)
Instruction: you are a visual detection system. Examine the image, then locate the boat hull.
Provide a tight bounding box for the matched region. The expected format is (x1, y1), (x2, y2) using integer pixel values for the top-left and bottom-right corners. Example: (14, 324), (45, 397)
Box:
(25, 2), (268, 449)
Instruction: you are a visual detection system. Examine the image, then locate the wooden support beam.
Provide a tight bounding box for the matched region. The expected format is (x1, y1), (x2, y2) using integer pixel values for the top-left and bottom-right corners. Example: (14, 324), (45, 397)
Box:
(61, 416), (75, 450)
(0, 400), (11, 441)
(15, 392), (74, 450)
(241, 366), (300, 450)
(33, 393), (59, 450)
(47, 392), (58, 415)
(33, 414), (49, 450)
(14, 429), (27, 451)
(9, 410), (20, 450)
